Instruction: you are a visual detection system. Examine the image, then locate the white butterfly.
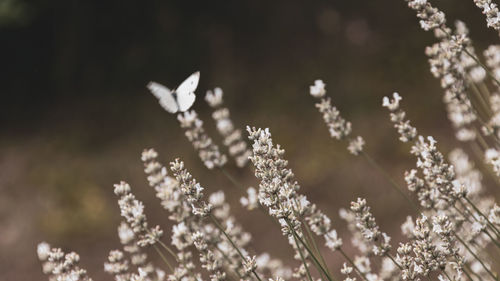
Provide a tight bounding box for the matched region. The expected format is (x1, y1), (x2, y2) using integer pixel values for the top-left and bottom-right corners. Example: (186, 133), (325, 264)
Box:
(147, 71), (200, 113)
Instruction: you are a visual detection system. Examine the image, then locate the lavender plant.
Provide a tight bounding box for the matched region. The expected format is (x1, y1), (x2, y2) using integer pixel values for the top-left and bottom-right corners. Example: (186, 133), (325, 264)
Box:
(37, 1), (500, 281)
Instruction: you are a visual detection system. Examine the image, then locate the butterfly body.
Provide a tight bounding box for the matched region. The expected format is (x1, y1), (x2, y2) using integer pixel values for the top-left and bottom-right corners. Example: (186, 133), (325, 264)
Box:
(147, 71), (200, 113)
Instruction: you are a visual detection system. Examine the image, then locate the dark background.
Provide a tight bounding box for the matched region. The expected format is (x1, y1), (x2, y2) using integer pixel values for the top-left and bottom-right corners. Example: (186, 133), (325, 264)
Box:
(1, 0), (499, 280)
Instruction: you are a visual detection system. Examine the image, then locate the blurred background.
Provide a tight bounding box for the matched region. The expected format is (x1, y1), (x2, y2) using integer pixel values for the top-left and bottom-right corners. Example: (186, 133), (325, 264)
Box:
(1, 0), (499, 279)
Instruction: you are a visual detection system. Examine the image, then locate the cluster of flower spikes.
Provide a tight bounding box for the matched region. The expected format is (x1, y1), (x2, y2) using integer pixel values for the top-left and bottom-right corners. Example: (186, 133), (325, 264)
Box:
(247, 126), (344, 280)
(37, 242), (93, 281)
(104, 221), (166, 281)
(383, 93), (498, 279)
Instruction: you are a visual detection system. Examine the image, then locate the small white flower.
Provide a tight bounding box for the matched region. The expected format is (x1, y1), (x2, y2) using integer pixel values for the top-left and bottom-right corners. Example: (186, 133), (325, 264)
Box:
(240, 187), (259, 210)
(347, 136), (365, 155)
(243, 255), (257, 274)
(324, 229), (343, 250)
(205, 87), (224, 107)
(114, 181), (131, 196)
(456, 128), (476, 141)
(37, 242), (51, 261)
(469, 66), (486, 82)
(208, 191), (225, 207)
(382, 92), (402, 111)
(118, 222), (135, 245)
(310, 79), (326, 98)
(340, 263), (353, 275)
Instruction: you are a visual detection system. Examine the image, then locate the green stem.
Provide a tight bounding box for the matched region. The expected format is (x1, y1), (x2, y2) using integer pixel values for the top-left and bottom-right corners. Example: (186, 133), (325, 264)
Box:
(338, 248), (368, 281)
(385, 253), (403, 271)
(209, 214), (263, 281)
(479, 81), (492, 101)
(473, 126), (490, 151)
(303, 221), (332, 278)
(152, 233), (200, 280)
(463, 197), (500, 239)
(153, 236), (179, 262)
(453, 204), (500, 254)
(292, 231), (314, 281)
(463, 48), (500, 89)
(216, 245), (244, 280)
(469, 141), (500, 188)
(285, 218), (338, 281)
(455, 233), (498, 280)
(153, 244), (174, 273)
(467, 76), (493, 119)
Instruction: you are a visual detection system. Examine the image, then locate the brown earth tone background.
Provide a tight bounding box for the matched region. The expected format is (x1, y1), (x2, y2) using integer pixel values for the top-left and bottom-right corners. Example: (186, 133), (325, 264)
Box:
(1, 0), (499, 279)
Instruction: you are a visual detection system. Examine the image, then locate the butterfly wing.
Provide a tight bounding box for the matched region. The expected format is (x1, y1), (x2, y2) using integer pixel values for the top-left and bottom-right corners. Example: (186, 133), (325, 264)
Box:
(175, 71), (199, 112)
(147, 81), (179, 113)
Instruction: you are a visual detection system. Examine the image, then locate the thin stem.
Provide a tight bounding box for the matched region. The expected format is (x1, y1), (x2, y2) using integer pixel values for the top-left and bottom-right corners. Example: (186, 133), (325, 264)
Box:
(471, 239), (500, 268)
(463, 197), (500, 238)
(473, 126), (491, 151)
(385, 253), (403, 271)
(209, 214), (263, 281)
(303, 221), (332, 278)
(300, 225), (326, 281)
(454, 255), (475, 281)
(152, 233), (199, 280)
(216, 245), (244, 280)
(479, 81), (492, 101)
(471, 103), (500, 148)
(292, 231), (314, 281)
(443, 270), (454, 281)
(219, 167), (245, 190)
(338, 248), (368, 281)
(455, 233), (498, 280)
(453, 204), (500, 251)
(467, 76), (493, 118)
(361, 151), (420, 213)
(284, 218), (338, 281)
(465, 262), (483, 281)
(463, 48), (500, 89)
(153, 244), (174, 273)
(153, 237), (179, 262)
(469, 141), (500, 187)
